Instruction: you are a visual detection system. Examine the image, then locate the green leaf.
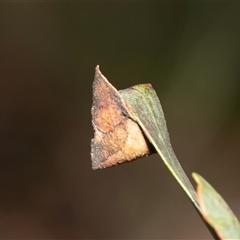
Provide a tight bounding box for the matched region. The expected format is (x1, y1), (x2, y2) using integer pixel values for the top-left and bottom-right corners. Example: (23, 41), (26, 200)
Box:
(192, 173), (240, 239)
(120, 84), (200, 211)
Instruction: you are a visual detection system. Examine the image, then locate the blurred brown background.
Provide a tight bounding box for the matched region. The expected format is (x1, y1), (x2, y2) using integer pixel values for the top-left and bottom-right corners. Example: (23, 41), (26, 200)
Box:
(1, 2), (240, 239)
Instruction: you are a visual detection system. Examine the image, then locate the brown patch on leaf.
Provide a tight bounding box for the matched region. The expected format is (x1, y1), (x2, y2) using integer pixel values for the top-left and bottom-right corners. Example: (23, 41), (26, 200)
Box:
(91, 66), (154, 170)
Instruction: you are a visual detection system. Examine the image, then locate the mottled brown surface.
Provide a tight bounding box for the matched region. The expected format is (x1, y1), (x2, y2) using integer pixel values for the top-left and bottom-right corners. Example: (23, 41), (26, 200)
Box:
(91, 66), (154, 169)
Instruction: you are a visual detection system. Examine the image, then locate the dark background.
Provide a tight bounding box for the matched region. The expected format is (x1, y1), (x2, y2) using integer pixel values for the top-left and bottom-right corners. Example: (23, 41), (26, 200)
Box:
(1, 2), (240, 239)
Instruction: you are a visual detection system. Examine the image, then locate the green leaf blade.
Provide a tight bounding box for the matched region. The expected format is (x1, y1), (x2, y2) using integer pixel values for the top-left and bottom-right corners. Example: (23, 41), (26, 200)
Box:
(120, 84), (199, 211)
(193, 173), (240, 239)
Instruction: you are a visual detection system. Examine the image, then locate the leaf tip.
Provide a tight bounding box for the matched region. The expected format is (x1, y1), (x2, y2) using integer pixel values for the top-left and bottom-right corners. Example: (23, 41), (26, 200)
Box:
(95, 65), (100, 71)
(192, 172), (198, 181)
(95, 65), (101, 76)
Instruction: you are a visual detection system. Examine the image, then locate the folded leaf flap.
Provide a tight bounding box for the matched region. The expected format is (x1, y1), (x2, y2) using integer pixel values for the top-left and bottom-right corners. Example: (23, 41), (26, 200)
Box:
(120, 84), (199, 210)
(91, 66), (155, 169)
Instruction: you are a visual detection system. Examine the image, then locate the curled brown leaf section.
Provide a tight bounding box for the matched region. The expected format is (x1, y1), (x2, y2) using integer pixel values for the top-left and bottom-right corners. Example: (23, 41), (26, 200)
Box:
(91, 66), (154, 170)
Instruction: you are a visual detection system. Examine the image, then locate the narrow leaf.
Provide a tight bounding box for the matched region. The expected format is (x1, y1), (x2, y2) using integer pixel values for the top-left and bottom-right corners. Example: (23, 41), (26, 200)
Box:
(120, 84), (200, 211)
(192, 173), (240, 239)
(91, 66), (199, 210)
